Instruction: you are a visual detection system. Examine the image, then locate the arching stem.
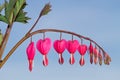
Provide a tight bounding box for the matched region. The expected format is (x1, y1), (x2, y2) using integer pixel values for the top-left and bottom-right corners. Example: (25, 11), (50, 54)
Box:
(0, 28), (109, 69)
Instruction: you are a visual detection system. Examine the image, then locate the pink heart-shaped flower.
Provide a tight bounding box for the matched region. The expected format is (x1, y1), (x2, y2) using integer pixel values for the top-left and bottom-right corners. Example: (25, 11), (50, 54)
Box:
(26, 42), (36, 60)
(26, 42), (36, 71)
(93, 47), (98, 57)
(67, 40), (79, 54)
(89, 42), (93, 54)
(36, 38), (51, 55)
(78, 44), (87, 56)
(89, 43), (94, 64)
(53, 39), (67, 54)
(93, 47), (98, 64)
(98, 53), (102, 65)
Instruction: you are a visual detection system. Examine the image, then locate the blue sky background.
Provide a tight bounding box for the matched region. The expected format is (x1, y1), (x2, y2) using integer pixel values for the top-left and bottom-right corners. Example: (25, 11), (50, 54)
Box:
(0, 0), (120, 80)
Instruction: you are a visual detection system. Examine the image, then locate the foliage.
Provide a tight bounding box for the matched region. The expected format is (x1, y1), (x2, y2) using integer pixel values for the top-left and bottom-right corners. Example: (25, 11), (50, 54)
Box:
(0, 0), (30, 24)
(0, 3), (5, 12)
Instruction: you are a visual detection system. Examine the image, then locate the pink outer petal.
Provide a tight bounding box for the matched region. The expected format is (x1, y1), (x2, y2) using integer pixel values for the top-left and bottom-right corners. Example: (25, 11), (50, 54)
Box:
(93, 47), (99, 64)
(93, 47), (98, 56)
(26, 42), (36, 60)
(67, 40), (79, 54)
(78, 44), (87, 56)
(36, 38), (51, 55)
(98, 53), (102, 58)
(89, 42), (93, 53)
(53, 39), (67, 54)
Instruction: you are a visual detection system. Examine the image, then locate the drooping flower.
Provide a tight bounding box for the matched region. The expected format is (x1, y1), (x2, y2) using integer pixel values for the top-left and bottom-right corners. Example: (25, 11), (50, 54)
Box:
(104, 53), (111, 65)
(53, 39), (66, 54)
(67, 40), (79, 65)
(93, 47), (99, 64)
(78, 44), (87, 56)
(78, 44), (87, 66)
(98, 52), (102, 65)
(53, 39), (67, 64)
(36, 38), (51, 66)
(89, 42), (94, 64)
(36, 38), (51, 55)
(26, 42), (36, 72)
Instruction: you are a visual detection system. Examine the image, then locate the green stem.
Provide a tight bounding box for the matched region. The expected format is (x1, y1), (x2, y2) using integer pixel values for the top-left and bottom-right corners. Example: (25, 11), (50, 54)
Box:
(0, 24), (13, 59)
(25, 13), (42, 36)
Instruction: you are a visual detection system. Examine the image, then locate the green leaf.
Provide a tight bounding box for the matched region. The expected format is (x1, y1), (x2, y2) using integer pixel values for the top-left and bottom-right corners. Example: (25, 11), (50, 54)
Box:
(41, 3), (52, 16)
(15, 10), (30, 23)
(13, 0), (26, 18)
(14, 0), (30, 24)
(0, 3), (5, 12)
(0, 0), (30, 24)
(0, 14), (8, 24)
(5, 0), (17, 24)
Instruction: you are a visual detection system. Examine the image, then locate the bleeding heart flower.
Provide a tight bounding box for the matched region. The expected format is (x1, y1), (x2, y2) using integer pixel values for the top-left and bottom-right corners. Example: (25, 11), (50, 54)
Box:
(78, 44), (87, 56)
(54, 39), (67, 54)
(36, 38), (51, 55)
(78, 44), (87, 66)
(93, 47), (98, 64)
(104, 53), (111, 65)
(36, 38), (51, 66)
(67, 40), (79, 54)
(67, 40), (79, 65)
(89, 42), (94, 64)
(98, 53), (102, 65)
(53, 39), (66, 64)
(89, 42), (93, 53)
(26, 42), (36, 72)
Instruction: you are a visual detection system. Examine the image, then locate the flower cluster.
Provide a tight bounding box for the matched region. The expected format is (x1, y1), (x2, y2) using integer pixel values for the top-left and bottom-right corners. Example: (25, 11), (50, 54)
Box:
(26, 37), (111, 72)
